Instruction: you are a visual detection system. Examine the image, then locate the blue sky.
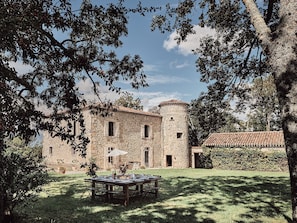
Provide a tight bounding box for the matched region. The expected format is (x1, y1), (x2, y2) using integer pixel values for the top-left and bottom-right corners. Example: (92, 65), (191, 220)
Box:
(76, 1), (216, 110)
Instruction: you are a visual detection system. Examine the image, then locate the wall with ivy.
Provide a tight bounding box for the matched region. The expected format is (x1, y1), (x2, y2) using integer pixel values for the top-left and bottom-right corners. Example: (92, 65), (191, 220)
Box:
(202, 148), (288, 172)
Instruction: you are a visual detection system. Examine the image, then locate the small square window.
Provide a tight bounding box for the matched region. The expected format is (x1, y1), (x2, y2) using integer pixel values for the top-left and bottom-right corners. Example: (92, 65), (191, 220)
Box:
(49, 147), (53, 155)
(177, 132), (183, 138)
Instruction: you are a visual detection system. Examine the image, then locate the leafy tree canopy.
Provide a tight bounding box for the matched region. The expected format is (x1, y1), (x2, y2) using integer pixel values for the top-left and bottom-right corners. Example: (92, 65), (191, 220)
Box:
(151, 0), (278, 108)
(189, 92), (243, 146)
(114, 92), (143, 110)
(0, 0), (156, 155)
(246, 75), (281, 131)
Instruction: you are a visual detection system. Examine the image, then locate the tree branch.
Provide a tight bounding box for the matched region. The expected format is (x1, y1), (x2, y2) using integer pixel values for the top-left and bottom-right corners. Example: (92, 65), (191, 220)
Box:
(265, 0), (275, 23)
(242, 0), (271, 48)
(37, 27), (75, 59)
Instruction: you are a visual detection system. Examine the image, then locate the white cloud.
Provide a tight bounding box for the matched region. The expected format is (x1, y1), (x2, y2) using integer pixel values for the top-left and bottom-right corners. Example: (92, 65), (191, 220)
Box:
(76, 78), (187, 111)
(147, 74), (189, 85)
(169, 60), (190, 69)
(130, 90), (185, 111)
(163, 25), (216, 56)
(76, 79), (120, 103)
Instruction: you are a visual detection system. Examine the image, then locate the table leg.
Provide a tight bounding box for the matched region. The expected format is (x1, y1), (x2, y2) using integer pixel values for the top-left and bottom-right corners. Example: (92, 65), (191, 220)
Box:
(154, 180), (159, 198)
(91, 180), (95, 200)
(123, 185), (129, 206)
(135, 184), (141, 196)
(105, 184), (109, 202)
(140, 183), (144, 196)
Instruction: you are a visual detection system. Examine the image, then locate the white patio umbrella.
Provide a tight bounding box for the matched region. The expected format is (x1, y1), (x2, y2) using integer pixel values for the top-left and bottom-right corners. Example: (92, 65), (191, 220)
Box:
(107, 148), (128, 157)
(107, 149), (128, 172)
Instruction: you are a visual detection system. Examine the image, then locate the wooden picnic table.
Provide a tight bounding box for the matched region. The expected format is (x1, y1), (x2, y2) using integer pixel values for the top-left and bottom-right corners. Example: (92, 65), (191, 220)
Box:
(85, 174), (161, 206)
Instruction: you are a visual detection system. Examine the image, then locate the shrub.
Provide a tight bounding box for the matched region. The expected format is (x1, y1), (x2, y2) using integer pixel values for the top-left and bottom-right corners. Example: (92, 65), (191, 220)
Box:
(0, 138), (48, 222)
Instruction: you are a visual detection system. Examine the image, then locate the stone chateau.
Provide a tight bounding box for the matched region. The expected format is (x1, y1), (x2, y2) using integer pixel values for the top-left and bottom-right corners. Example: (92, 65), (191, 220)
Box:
(42, 99), (190, 170)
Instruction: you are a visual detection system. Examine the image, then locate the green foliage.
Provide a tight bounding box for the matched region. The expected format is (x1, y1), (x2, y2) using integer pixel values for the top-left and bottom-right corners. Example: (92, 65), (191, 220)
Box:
(7, 137), (43, 159)
(188, 94), (243, 146)
(203, 147), (288, 172)
(0, 0), (155, 157)
(114, 92), (143, 110)
(0, 138), (48, 221)
(194, 153), (213, 169)
(247, 75), (281, 131)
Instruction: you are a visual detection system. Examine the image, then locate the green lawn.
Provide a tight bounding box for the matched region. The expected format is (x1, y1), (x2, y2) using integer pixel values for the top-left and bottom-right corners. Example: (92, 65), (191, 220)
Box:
(17, 168), (291, 223)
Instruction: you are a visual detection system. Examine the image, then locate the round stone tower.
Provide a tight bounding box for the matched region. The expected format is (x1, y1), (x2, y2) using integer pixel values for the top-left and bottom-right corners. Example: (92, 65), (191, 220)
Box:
(159, 99), (189, 168)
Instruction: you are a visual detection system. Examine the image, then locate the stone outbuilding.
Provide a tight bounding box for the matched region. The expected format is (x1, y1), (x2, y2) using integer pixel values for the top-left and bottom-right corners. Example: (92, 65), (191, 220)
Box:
(191, 131), (285, 168)
(42, 99), (190, 170)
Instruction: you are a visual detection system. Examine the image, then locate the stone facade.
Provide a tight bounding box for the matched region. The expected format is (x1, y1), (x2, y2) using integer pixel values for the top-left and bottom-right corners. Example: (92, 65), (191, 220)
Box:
(159, 100), (190, 168)
(42, 99), (190, 170)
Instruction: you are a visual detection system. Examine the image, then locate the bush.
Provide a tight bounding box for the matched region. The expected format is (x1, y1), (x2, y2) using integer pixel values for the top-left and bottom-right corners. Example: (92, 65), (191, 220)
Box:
(0, 138), (48, 222)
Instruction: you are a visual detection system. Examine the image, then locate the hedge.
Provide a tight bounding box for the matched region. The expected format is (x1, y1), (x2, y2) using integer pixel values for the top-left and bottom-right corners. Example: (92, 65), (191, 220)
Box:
(202, 147), (288, 172)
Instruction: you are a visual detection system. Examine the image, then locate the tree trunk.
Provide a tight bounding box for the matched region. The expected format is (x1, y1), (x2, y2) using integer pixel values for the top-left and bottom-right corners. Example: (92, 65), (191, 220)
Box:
(275, 65), (297, 221)
(243, 0), (297, 220)
(282, 130), (297, 221)
(271, 0), (297, 219)
(0, 132), (5, 223)
(266, 113), (271, 131)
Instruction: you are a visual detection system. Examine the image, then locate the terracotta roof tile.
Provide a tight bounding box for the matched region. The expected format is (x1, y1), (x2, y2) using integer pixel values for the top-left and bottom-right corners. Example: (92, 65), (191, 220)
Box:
(202, 131), (285, 148)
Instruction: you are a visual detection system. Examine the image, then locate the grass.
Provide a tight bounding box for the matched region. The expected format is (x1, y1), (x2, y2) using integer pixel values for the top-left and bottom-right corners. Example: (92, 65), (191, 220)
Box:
(16, 168), (292, 223)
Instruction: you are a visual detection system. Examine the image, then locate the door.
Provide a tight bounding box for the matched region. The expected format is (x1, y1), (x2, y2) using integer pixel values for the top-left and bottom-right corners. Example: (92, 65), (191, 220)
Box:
(144, 147), (149, 167)
(166, 155), (172, 167)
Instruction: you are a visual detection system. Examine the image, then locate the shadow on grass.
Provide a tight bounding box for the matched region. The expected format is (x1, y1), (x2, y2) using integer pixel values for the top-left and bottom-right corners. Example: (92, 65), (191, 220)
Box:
(17, 173), (291, 223)
(160, 175), (291, 223)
